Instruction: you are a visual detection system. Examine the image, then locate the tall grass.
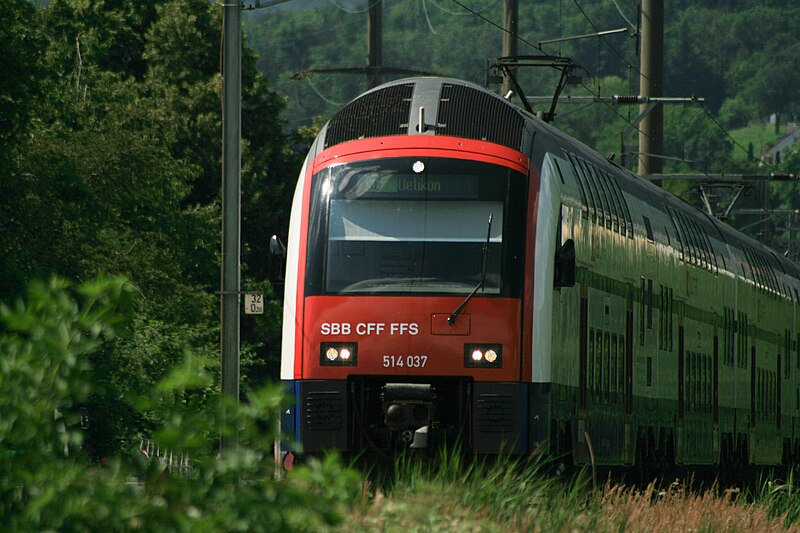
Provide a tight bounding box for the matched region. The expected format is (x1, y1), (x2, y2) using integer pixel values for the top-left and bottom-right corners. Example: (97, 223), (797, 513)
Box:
(752, 471), (800, 529)
(359, 449), (597, 531)
(346, 451), (800, 532)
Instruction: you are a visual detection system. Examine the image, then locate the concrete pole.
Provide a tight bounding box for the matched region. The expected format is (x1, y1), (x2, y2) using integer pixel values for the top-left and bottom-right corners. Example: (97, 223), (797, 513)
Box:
(367, 0), (383, 88)
(221, 0), (242, 451)
(502, 0), (518, 97)
(638, 0), (664, 181)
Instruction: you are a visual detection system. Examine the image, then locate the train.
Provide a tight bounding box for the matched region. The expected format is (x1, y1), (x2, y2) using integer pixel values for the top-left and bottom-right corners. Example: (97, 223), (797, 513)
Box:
(276, 76), (800, 472)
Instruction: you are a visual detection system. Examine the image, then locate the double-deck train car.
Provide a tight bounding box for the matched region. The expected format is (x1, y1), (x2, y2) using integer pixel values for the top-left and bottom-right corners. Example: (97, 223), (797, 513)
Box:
(278, 77), (800, 470)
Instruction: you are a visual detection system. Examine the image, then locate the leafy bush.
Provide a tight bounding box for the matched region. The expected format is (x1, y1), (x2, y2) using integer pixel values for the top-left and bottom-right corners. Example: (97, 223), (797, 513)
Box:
(0, 277), (361, 531)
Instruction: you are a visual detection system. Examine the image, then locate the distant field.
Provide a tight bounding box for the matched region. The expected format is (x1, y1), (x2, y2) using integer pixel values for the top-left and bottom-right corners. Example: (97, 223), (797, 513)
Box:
(729, 122), (786, 161)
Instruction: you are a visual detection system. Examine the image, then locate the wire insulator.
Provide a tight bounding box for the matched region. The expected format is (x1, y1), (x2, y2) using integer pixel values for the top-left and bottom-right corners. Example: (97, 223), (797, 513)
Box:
(612, 95), (641, 105)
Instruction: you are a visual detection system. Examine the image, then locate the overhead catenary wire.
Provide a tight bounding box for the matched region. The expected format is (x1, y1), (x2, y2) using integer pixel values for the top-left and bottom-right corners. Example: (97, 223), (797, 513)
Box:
(420, 0), (438, 34)
(448, 0), (546, 53)
(305, 76), (348, 106)
(329, 0), (381, 14)
(428, 0), (497, 17)
(568, 0), (649, 83)
(611, 0), (635, 28)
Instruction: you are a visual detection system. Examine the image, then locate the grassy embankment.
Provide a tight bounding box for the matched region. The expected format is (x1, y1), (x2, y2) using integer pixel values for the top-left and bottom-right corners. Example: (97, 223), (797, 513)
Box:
(336, 453), (800, 532)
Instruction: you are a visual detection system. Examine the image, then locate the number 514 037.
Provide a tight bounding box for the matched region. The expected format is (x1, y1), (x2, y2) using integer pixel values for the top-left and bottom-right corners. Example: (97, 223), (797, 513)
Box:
(383, 355), (427, 368)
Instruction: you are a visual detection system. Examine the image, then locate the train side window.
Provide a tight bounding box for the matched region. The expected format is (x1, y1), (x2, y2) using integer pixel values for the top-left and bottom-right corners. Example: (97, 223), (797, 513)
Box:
(700, 353), (705, 409)
(579, 160), (604, 226)
(588, 164), (613, 230)
(619, 183), (634, 238)
(643, 216), (654, 243)
(690, 353), (696, 410)
(700, 354), (706, 409)
(668, 211), (684, 262)
(604, 332), (611, 399)
(723, 307), (733, 366)
(569, 154), (597, 222)
(556, 158), (587, 219)
(555, 238), (576, 288)
(687, 215), (706, 269)
(647, 279), (653, 330)
(611, 334), (619, 402)
(589, 329), (595, 398)
(697, 353), (703, 410)
(596, 329), (603, 401)
(619, 334), (626, 400)
(697, 353), (703, 409)
(697, 224), (713, 271)
(701, 229), (718, 273)
(786, 331), (792, 379)
(663, 286), (669, 348)
(659, 286), (664, 349)
(599, 170), (620, 233)
(683, 214), (702, 268)
(687, 351), (694, 411)
(706, 355), (712, 409)
(639, 277), (646, 346)
(659, 285), (673, 351)
(588, 164), (608, 228)
(554, 157), (567, 184)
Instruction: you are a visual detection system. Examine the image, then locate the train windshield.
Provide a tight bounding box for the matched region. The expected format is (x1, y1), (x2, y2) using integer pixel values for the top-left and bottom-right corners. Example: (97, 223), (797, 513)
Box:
(305, 157), (526, 296)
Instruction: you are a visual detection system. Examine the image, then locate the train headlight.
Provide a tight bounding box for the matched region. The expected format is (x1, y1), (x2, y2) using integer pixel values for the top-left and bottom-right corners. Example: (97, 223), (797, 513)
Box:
(464, 344), (502, 368)
(320, 342), (358, 366)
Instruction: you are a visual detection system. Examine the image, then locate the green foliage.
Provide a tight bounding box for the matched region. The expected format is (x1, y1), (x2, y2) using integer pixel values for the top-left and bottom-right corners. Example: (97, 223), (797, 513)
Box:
(1, 276), (361, 531)
(662, 106), (733, 174)
(1, 0), (297, 424)
(0, 0), (45, 155)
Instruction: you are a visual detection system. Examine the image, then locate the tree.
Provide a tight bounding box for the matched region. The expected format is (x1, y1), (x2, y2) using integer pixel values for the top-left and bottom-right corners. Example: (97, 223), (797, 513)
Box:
(2, 0), (302, 411)
(0, 0), (47, 296)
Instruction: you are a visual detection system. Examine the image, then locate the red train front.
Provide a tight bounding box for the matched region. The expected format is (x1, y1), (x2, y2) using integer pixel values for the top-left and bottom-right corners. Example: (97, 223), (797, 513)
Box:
(280, 78), (542, 456)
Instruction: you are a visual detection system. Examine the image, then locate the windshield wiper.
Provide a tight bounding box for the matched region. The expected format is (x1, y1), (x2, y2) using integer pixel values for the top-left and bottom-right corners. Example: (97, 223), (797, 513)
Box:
(448, 213), (493, 325)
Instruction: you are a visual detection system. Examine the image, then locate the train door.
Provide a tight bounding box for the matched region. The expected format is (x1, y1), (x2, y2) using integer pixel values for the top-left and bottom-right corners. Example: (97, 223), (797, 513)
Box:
(579, 285), (588, 413)
(624, 284), (634, 463)
(751, 346), (757, 430)
(777, 352), (782, 431)
(677, 323), (685, 463)
(576, 283), (589, 463)
(713, 333), (720, 461)
(713, 335), (719, 424)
